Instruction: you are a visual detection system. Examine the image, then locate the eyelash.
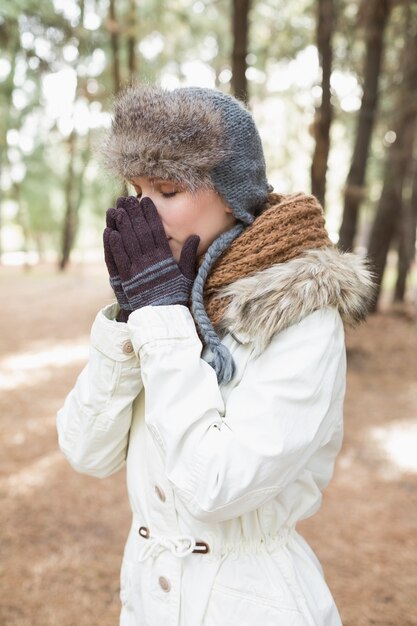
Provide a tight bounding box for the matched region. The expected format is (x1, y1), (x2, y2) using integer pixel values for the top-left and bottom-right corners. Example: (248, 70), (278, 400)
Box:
(135, 191), (177, 199)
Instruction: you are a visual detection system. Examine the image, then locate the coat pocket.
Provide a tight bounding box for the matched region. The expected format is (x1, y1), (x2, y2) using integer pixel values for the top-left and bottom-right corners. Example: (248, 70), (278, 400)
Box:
(203, 583), (305, 626)
(203, 548), (306, 626)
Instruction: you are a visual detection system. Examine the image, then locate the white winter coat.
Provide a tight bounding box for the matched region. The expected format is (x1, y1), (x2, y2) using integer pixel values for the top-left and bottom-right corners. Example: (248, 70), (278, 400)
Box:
(56, 246), (373, 626)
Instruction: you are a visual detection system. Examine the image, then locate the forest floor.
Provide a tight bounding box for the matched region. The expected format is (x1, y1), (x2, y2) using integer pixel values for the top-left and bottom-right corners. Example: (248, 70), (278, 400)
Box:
(0, 260), (416, 626)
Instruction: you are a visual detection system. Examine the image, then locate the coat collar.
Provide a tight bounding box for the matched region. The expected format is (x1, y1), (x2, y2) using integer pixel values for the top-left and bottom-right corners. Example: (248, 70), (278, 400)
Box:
(215, 246), (376, 354)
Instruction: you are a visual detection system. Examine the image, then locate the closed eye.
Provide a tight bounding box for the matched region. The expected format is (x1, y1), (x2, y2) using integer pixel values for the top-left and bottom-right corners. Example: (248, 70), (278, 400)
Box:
(135, 191), (177, 199)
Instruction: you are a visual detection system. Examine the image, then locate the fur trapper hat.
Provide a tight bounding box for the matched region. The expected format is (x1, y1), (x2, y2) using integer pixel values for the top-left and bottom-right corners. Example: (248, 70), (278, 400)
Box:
(103, 84), (272, 225)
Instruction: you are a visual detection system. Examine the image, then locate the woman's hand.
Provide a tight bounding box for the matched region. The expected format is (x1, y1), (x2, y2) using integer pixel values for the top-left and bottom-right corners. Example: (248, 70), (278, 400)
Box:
(103, 198), (134, 320)
(106, 196), (200, 311)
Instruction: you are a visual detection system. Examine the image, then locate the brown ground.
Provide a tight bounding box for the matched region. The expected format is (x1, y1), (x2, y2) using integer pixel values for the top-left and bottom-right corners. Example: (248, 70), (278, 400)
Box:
(0, 261), (416, 626)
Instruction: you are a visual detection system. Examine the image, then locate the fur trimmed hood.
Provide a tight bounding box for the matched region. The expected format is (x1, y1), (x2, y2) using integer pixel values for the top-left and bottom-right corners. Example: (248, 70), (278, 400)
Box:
(214, 246), (376, 354)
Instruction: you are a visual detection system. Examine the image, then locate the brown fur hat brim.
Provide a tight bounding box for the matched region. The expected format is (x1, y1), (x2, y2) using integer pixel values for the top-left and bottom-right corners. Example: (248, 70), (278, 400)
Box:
(102, 83), (231, 190)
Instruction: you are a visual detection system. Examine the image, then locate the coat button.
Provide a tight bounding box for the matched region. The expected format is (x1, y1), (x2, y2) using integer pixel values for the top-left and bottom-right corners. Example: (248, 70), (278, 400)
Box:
(158, 576), (171, 592)
(122, 340), (134, 355)
(154, 484), (166, 502)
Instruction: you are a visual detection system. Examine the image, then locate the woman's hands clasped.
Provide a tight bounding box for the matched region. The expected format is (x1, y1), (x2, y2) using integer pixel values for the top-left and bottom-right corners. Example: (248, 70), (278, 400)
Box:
(103, 196), (200, 317)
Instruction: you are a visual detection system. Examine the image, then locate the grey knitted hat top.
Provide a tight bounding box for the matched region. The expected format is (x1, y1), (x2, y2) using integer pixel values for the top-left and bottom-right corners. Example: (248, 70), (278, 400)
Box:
(104, 84), (272, 384)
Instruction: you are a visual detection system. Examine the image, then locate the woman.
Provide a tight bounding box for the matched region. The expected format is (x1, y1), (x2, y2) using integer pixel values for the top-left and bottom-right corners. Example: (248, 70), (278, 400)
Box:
(56, 84), (375, 625)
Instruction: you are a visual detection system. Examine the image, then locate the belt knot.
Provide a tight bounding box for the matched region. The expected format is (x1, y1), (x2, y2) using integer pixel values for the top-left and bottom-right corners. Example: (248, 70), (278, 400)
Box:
(137, 526), (209, 561)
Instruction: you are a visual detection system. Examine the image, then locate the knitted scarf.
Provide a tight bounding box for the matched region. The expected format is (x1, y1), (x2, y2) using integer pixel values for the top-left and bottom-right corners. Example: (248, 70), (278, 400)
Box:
(192, 191), (333, 331)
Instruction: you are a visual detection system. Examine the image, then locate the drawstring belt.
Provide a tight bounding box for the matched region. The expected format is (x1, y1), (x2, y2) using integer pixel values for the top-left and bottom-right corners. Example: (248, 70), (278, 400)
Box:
(137, 526), (210, 562)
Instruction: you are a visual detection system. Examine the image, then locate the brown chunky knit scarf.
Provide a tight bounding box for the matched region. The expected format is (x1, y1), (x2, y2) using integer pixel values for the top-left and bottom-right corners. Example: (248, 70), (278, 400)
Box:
(196, 191), (333, 328)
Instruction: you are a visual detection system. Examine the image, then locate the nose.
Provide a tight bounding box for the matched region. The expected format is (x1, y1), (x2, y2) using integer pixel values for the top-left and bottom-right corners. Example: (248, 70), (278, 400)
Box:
(139, 196), (159, 213)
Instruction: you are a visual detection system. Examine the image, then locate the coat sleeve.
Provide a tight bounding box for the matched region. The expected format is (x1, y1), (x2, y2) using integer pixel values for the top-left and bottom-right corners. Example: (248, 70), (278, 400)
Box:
(127, 304), (346, 523)
(56, 303), (143, 479)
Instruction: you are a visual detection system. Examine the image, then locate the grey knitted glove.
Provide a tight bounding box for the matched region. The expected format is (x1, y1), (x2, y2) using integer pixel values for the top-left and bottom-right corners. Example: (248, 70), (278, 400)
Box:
(108, 196), (200, 310)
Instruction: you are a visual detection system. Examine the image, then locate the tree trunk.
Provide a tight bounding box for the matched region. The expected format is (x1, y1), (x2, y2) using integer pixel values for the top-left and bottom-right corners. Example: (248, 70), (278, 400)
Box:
(79, 0), (85, 25)
(59, 130), (92, 271)
(311, 0), (334, 209)
(59, 132), (79, 271)
(127, 0), (138, 83)
(338, 0), (391, 252)
(231, 0), (251, 104)
(367, 0), (417, 312)
(13, 182), (32, 272)
(109, 0), (122, 93)
(394, 156), (417, 301)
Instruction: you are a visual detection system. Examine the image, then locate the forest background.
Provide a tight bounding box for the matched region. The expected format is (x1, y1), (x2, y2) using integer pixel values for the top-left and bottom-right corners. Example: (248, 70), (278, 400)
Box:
(1, 1), (416, 625)
(0, 0), (416, 308)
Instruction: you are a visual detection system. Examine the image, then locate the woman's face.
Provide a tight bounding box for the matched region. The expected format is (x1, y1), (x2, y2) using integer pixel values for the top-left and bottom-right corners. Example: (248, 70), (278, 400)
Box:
(130, 176), (237, 262)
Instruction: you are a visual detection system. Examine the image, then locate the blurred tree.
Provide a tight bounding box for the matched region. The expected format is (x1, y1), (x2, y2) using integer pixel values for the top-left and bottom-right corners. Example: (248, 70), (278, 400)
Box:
(338, 0), (392, 252)
(367, 0), (417, 311)
(59, 130), (90, 270)
(0, 17), (19, 263)
(0, 0), (74, 264)
(394, 139), (417, 302)
(108, 0), (122, 93)
(55, 3), (97, 270)
(127, 0), (139, 82)
(311, 0), (334, 209)
(101, 0), (141, 206)
(17, 143), (63, 261)
(231, 0), (251, 103)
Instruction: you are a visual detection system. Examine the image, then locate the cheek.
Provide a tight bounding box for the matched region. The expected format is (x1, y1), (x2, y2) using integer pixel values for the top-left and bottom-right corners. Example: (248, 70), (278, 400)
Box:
(166, 205), (198, 233)
(197, 207), (225, 239)
(158, 200), (181, 221)
(183, 203), (210, 233)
